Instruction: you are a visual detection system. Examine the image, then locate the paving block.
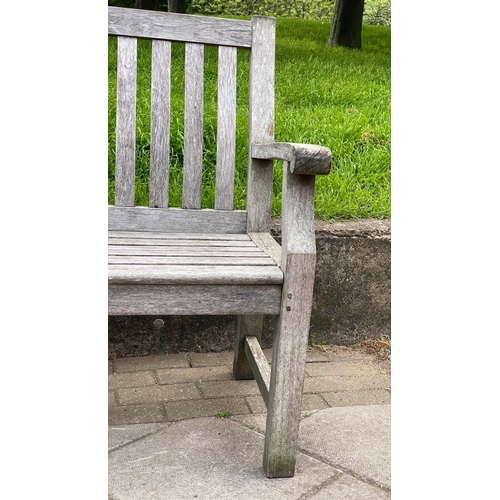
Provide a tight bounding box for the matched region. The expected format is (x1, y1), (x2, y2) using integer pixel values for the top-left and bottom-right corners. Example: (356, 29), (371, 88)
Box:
(245, 393), (328, 415)
(305, 360), (387, 378)
(200, 379), (261, 398)
(156, 365), (232, 385)
(165, 397), (250, 421)
(108, 371), (156, 390)
(188, 351), (233, 367)
(114, 353), (190, 373)
(321, 389), (391, 407)
(108, 403), (166, 425)
(109, 391), (117, 407)
(117, 383), (200, 405)
(303, 375), (391, 393)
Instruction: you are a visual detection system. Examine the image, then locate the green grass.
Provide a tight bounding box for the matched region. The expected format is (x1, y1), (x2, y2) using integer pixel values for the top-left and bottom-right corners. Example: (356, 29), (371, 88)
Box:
(108, 18), (390, 220)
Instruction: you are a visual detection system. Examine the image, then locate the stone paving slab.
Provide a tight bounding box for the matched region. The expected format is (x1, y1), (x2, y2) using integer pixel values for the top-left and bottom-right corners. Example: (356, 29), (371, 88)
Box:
(108, 423), (171, 452)
(108, 417), (339, 500)
(307, 474), (390, 499)
(299, 405), (391, 489)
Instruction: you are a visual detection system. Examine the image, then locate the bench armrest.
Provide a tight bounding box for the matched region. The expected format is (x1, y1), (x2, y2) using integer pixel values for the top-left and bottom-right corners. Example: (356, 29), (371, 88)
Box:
(252, 142), (331, 175)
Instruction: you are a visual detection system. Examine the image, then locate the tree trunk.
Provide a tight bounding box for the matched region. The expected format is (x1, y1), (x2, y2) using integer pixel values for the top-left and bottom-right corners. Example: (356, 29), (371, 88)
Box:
(168, 0), (187, 13)
(134, 0), (160, 10)
(327, 0), (365, 49)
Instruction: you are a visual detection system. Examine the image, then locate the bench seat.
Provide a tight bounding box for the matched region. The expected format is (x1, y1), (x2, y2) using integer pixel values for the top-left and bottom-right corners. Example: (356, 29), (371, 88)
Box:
(108, 230), (284, 316)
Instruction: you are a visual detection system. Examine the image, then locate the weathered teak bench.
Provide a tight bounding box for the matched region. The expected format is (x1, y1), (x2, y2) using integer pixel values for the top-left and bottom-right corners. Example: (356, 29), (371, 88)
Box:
(108, 6), (331, 478)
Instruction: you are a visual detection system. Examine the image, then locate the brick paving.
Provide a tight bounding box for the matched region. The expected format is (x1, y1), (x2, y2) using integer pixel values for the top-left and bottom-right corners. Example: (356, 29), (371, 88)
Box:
(108, 347), (391, 425)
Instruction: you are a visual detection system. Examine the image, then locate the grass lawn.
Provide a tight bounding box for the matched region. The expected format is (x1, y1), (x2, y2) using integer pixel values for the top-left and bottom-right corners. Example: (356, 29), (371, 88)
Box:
(108, 17), (390, 221)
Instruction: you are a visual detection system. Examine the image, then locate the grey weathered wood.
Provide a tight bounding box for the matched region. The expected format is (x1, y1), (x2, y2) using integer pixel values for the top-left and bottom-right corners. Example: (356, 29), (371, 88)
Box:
(244, 336), (271, 405)
(249, 232), (282, 267)
(150, 39), (171, 208)
(233, 315), (264, 380)
(108, 237), (256, 247)
(109, 264), (283, 285)
(109, 284), (282, 315)
(263, 161), (317, 478)
(252, 142), (332, 176)
(109, 7), (252, 48)
(246, 16), (276, 232)
(215, 45), (237, 210)
(183, 43), (204, 209)
(109, 207), (248, 233)
(107, 9), (331, 479)
(109, 247), (263, 257)
(108, 231), (251, 241)
(108, 256), (274, 265)
(115, 36), (137, 207)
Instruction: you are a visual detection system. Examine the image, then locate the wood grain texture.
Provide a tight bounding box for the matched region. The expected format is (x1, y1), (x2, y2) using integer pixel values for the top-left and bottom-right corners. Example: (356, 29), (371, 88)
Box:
(246, 16), (276, 232)
(108, 231), (251, 241)
(215, 45), (237, 210)
(108, 264), (283, 285)
(109, 7), (252, 48)
(115, 36), (137, 207)
(252, 142), (332, 175)
(108, 237), (256, 247)
(108, 206), (248, 233)
(248, 232), (282, 267)
(183, 43), (204, 209)
(109, 247), (262, 257)
(109, 284), (282, 315)
(233, 315), (264, 380)
(263, 161), (318, 478)
(108, 256), (274, 265)
(244, 336), (271, 405)
(263, 252), (316, 478)
(150, 39), (171, 208)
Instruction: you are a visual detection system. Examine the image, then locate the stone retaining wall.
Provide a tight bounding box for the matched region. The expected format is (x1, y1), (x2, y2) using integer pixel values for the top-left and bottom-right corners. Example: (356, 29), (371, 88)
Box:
(108, 218), (390, 357)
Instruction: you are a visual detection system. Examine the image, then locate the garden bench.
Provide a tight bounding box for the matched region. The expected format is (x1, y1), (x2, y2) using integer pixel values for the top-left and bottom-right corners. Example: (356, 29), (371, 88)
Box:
(108, 6), (331, 478)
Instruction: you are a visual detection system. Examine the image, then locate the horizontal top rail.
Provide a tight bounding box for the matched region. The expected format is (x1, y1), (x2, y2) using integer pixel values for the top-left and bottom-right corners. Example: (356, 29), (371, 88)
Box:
(108, 7), (253, 48)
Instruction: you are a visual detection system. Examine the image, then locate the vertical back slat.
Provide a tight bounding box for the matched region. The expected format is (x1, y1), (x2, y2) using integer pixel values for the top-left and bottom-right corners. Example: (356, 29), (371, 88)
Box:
(215, 46), (237, 210)
(182, 42), (204, 209)
(115, 36), (137, 207)
(150, 39), (172, 208)
(246, 17), (276, 231)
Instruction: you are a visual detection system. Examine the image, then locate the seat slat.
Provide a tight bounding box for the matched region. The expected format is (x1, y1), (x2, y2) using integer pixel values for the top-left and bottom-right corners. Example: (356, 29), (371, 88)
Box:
(108, 247), (262, 257)
(150, 39), (171, 208)
(215, 45), (237, 210)
(183, 42), (204, 209)
(108, 264), (283, 285)
(108, 231), (251, 241)
(108, 238), (256, 247)
(108, 256), (275, 265)
(115, 36), (137, 207)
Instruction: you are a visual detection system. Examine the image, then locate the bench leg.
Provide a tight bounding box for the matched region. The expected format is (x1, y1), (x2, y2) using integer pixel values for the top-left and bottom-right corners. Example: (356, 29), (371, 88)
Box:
(263, 253), (315, 478)
(233, 315), (263, 379)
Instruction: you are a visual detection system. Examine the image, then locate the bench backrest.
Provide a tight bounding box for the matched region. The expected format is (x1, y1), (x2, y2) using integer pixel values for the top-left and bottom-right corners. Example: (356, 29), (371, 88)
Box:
(108, 7), (276, 234)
